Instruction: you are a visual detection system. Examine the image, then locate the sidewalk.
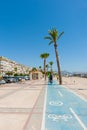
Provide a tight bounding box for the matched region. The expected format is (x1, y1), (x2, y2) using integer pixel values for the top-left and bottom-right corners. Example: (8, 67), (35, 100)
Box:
(0, 80), (46, 130)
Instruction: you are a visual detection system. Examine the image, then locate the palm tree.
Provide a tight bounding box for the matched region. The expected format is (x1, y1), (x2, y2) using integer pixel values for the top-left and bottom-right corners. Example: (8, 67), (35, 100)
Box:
(46, 64), (49, 74)
(39, 66), (42, 69)
(39, 66), (42, 71)
(44, 28), (64, 84)
(40, 53), (49, 80)
(49, 61), (53, 73)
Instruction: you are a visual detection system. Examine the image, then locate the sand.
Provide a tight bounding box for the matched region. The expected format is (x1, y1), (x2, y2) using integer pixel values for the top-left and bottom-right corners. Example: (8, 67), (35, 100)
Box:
(62, 76), (87, 100)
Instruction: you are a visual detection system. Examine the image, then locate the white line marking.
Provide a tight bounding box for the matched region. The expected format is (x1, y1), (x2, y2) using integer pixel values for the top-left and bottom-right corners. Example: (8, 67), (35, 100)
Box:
(41, 83), (48, 130)
(58, 91), (63, 97)
(62, 85), (87, 102)
(69, 107), (87, 130)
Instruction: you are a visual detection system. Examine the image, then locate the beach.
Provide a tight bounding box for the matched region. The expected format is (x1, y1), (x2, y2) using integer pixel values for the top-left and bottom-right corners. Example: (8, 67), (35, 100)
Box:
(62, 76), (87, 100)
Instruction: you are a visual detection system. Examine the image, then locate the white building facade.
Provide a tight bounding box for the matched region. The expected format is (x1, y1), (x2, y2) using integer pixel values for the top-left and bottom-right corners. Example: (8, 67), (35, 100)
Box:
(0, 56), (31, 76)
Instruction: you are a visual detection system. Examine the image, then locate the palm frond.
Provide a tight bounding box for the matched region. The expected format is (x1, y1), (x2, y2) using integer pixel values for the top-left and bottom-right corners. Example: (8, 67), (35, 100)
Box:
(44, 36), (52, 40)
(49, 61), (53, 65)
(48, 29), (58, 42)
(57, 31), (64, 40)
(49, 41), (53, 45)
(40, 53), (49, 59)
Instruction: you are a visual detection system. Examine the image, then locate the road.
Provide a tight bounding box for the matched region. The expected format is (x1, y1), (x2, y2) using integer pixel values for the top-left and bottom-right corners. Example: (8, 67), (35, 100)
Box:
(44, 81), (87, 130)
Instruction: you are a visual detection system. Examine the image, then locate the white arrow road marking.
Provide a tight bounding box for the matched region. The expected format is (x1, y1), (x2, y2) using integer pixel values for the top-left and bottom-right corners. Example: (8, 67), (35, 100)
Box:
(69, 107), (87, 130)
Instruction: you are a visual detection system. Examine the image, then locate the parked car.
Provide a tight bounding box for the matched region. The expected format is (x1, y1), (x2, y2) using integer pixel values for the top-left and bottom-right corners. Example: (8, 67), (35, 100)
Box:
(6, 77), (14, 83)
(13, 77), (19, 82)
(0, 79), (6, 85)
(24, 76), (30, 80)
(3, 76), (16, 83)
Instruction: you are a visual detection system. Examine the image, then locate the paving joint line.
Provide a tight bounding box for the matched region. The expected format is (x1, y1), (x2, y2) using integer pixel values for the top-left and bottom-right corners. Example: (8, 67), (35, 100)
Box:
(22, 86), (44, 130)
(0, 84), (31, 100)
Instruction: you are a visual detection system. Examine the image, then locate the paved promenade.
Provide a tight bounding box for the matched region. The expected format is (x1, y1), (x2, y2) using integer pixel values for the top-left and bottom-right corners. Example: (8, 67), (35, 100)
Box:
(0, 80), (46, 130)
(0, 77), (87, 130)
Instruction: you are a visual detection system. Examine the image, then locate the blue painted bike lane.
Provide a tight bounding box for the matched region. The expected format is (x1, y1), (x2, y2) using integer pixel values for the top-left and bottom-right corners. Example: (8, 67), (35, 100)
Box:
(45, 81), (87, 130)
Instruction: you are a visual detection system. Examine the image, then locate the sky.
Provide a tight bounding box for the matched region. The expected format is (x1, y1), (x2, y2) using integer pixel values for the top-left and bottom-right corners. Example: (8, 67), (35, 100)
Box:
(0, 0), (87, 72)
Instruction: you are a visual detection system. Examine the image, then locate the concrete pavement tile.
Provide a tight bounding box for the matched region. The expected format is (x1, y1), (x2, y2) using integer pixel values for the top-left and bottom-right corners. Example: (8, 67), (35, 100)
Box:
(0, 108), (32, 113)
(0, 90), (40, 108)
(24, 114), (43, 130)
(0, 90), (13, 97)
(0, 113), (29, 130)
(35, 88), (45, 108)
(23, 87), (45, 130)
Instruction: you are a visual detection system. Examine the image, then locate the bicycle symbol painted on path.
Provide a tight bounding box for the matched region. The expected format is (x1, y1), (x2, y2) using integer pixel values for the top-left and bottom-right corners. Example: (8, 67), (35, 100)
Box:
(48, 114), (72, 122)
(49, 101), (63, 106)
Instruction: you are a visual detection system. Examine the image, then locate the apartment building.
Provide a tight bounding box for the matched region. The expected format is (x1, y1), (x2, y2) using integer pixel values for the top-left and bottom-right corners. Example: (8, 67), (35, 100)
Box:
(0, 56), (31, 76)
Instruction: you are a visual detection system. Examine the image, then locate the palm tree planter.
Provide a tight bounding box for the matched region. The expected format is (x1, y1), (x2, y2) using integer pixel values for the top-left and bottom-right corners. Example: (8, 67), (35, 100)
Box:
(45, 28), (64, 84)
(40, 53), (49, 80)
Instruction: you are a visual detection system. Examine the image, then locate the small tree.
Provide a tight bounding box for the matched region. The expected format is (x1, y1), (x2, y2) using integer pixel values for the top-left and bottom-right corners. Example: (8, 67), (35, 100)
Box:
(32, 67), (37, 72)
(14, 73), (19, 76)
(14, 67), (17, 73)
(6, 71), (13, 76)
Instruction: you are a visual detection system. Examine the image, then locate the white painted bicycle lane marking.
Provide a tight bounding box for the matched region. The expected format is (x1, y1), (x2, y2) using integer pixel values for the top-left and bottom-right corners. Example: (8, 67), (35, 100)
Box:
(58, 91), (63, 97)
(58, 84), (87, 128)
(49, 101), (63, 106)
(70, 107), (87, 130)
(45, 81), (87, 130)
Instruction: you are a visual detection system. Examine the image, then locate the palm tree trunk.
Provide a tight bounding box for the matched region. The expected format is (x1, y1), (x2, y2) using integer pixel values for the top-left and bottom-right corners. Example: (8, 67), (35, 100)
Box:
(44, 59), (46, 80)
(54, 45), (62, 84)
(51, 66), (52, 73)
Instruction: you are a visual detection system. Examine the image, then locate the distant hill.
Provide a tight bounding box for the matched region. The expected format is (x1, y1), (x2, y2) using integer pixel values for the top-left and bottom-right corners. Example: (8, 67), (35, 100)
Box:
(61, 71), (87, 78)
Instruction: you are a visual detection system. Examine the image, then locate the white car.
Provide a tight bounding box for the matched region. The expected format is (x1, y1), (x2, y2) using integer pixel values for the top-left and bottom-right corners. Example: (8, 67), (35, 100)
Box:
(0, 79), (6, 85)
